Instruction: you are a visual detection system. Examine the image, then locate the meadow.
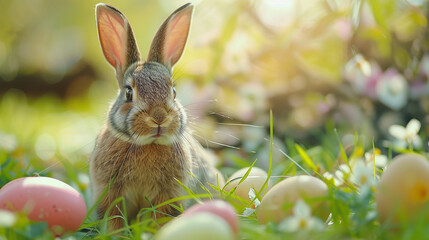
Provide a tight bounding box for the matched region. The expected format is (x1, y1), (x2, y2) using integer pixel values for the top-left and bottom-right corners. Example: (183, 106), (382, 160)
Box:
(1, 0), (429, 239)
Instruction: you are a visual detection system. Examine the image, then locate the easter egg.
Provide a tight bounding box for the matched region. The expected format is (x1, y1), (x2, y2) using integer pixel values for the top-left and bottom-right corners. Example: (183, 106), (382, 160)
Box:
(257, 175), (329, 224)
(182, 200), (238, 234)
(376, 154), (429, 223)
(156, 212), (234, 240)
(0, 176), (87, 235)
(224, 167), (270, 201)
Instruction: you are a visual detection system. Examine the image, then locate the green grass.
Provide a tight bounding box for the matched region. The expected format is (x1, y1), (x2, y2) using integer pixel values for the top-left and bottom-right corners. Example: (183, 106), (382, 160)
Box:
(1, 93), (429, 240)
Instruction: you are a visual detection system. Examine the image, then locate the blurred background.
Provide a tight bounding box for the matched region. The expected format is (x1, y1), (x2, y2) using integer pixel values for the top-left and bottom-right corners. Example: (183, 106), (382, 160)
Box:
(0, 0), (428, 184)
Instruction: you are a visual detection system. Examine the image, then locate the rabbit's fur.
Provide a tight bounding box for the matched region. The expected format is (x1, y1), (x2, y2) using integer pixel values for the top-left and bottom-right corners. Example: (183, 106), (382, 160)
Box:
(90, 3), (224, 231)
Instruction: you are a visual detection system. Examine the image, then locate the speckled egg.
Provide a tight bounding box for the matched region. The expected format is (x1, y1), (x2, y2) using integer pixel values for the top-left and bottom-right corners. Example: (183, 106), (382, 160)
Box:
(0, 176), (87, 235)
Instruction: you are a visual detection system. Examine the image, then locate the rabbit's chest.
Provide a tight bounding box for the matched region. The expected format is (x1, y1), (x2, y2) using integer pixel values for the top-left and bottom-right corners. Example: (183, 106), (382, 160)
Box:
(123, 143), (192, 200)
(92, 128), (193, 204)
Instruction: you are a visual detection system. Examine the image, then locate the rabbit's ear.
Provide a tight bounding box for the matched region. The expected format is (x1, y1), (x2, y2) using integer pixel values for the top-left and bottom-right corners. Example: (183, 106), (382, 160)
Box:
(96, 3), (140, 83)
(147, 3), (194, 72)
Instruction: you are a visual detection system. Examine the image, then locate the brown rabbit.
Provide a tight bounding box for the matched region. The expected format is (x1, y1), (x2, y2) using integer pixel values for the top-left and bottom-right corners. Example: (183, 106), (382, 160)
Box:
(90, 3), (224, 231)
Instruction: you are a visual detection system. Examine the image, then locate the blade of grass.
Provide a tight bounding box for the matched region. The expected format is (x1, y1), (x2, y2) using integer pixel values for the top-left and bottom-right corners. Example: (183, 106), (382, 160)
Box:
(257, 110), (273, 196)
(153, 193), (212, 210)
(222, 159), (257, 194)
(275, 146), (311, 176)
(238, 159), (257, 186)
(101, 196), (126, 234)
(186, 170), (212, 198)
(295, 144), (317, 172)
(334, 128), (350, 169)
(85, 175), (117, 221)
(175, 178), (202, 203)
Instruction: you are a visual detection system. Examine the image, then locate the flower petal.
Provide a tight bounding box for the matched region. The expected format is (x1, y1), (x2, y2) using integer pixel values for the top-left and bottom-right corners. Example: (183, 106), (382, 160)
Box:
(242, 208), (256, 217)
(339, 164), (351, 174)
(278, 217), (299, 232)
(293, 199), (311, 218)
(254, 198), (261, 208)
(248, 188), (256, 201)
(412, 135), (423, 148)
(351, 160), (374, 187)
(307, 217), (325, 231)
(406, 119), (421, 135)
(389, 125), (407, 140)
(374, 155), (388, 168)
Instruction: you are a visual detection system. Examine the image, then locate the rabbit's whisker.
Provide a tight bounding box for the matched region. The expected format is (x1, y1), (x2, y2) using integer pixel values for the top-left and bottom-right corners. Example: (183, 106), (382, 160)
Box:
(188, 127), (210, 148)
(187, 119), (242, 145)
(192, 133), (240, 150)
(36, 160), (62, 176)
(182, 99), (218, 108)
(207, 111), (234, 120)
(217, 123), (264, 128)
(213, 130), (240, 141)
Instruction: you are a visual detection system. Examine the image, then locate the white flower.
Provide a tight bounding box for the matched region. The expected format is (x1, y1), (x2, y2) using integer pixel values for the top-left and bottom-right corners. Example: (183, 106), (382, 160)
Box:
(344, 54), (372, 93)
(376, 69), (408, 110)
(338, 163), (351, 174)
(364, 152), (387, 170)
(323, 172), (337, 185)
(389, 119), (422, 149)
(323, 164), (351, 187)
(278, 200), (325, 232)
(344, 54), (372, 79)
(350, 160), (375, 187)
(242, 188), (261, 217)
(0, 210), (16, 227)
(323, 171), (343, 186)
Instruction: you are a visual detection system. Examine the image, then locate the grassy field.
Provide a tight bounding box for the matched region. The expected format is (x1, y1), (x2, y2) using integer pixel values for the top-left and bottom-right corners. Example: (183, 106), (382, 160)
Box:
(1, 93), (429, 239)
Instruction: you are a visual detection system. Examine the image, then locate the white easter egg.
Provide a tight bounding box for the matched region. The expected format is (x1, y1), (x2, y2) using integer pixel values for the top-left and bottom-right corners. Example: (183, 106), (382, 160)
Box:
(224, 167), (270, 201)
(156, 212), (234, 240)
(182, 200), (238, 234)
(257, 175), (329, 224)
(376, 153), (429, 223)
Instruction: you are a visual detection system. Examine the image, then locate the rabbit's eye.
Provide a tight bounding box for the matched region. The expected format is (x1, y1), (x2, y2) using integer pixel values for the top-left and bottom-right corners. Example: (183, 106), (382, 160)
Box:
(173, 87), (176, 99)
(125, 86), (133, 102)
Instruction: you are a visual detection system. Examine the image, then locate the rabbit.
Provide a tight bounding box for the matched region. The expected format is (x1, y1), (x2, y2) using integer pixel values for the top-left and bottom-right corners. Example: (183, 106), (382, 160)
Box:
(90, 2), (225, 231)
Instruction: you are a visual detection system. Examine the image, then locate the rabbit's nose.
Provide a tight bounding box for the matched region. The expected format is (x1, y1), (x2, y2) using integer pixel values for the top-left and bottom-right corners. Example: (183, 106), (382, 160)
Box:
(150, 107), (167, 125)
